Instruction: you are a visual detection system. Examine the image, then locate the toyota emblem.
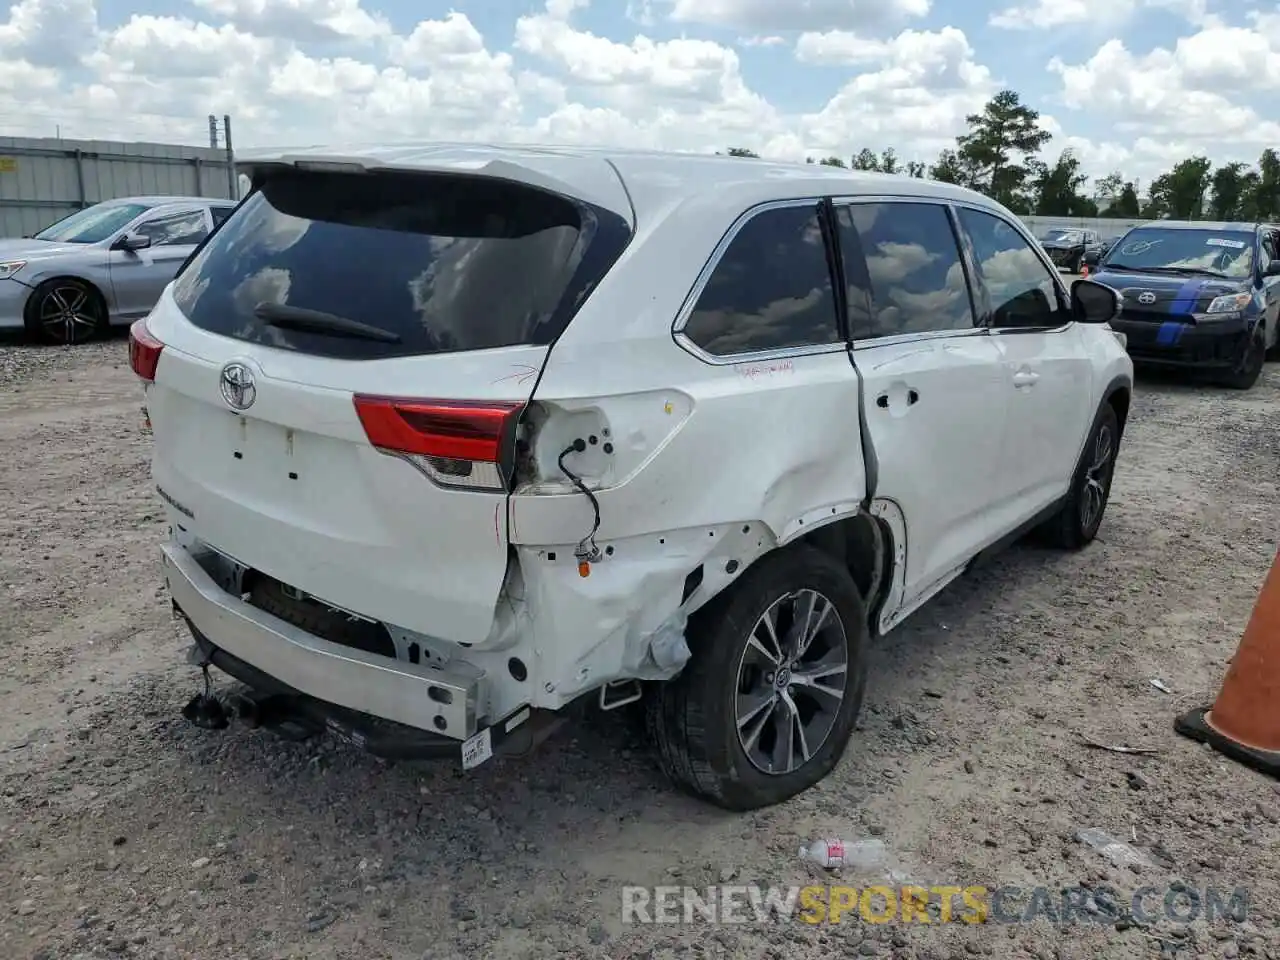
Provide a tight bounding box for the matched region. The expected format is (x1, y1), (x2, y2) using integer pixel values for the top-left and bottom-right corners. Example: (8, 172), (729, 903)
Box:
(219, 362), (257, 411)
(1137, 291), (1157, 305)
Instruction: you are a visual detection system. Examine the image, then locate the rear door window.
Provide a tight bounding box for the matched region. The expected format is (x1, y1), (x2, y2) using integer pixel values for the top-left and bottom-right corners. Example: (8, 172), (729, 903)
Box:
(171, 168), (629, 360)
(681, 203), (841, 357)
(836, 201), (976, 339)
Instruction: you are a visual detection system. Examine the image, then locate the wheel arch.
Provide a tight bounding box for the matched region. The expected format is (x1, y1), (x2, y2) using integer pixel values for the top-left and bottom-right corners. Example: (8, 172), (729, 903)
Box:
(791, 509), (895, 634)
(1101, 374), (1132, 441)
(23, 273), (110, 323)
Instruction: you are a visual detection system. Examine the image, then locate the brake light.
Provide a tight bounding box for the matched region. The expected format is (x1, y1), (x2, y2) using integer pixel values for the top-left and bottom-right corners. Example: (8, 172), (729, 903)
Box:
(128, 319), (164, 382)
(353, 396), (524, 491)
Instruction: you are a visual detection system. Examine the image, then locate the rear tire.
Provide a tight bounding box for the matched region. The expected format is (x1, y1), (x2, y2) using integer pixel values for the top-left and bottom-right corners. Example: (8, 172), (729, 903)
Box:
(1040, 402), (1120, 550)
(1218, 324), (1265, 390)
(645, 545), (869, 811)
(23, 277), (106, 345)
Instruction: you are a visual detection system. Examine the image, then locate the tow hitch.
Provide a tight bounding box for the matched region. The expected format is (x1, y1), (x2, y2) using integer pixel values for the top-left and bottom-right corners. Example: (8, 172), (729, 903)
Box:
(180, 661), (229, 730)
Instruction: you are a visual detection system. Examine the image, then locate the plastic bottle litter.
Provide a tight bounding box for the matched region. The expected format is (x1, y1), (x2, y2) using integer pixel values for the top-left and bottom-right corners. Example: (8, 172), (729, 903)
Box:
(798, 838), (889, 871)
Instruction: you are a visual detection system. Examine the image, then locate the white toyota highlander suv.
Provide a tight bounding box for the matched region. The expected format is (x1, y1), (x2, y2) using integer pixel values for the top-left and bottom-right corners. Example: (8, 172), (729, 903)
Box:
(130, 144), (1134, 811)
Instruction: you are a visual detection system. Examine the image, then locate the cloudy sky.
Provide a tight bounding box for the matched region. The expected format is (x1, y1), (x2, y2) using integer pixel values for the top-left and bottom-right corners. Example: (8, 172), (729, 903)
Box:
(0, 0), (1276, 187)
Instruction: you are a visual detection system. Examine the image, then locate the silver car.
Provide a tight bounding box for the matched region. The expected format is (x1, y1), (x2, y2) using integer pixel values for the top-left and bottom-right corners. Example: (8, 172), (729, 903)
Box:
(0, 196), (238, 344)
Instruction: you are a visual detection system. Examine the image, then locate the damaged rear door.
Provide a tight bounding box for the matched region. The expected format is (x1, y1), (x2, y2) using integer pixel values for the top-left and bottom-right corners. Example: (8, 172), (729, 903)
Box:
(831, 198), (1008, 618)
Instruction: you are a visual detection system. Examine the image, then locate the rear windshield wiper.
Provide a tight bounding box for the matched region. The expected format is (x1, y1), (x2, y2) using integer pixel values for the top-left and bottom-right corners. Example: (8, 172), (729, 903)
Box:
(253, 302), (401, 343)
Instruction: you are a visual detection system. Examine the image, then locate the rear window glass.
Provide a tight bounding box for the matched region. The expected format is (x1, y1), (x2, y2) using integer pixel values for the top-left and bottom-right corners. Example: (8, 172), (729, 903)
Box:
(171, 168), (627, 360)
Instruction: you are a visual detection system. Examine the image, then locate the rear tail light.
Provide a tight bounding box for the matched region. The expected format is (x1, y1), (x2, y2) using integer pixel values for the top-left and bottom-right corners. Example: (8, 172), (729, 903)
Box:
(353, 396), (524, 492)
(129, 319), (164, 382)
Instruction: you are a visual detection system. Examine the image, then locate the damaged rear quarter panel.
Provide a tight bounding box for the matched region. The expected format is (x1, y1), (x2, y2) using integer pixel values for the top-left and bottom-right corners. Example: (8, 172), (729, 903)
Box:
(507, 337), (868, 701)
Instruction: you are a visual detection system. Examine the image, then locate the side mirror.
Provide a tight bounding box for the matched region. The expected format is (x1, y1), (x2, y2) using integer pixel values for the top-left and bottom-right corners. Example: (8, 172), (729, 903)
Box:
(1265, 261), (1280, 278)
(113, 232), (152, 252)
(1082, 250), (1100, 265)
(1071, 278), (1121, 324)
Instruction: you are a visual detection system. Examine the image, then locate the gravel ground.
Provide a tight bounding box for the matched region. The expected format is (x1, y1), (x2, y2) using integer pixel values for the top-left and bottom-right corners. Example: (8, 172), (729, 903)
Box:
(1, 330), (1279, 960)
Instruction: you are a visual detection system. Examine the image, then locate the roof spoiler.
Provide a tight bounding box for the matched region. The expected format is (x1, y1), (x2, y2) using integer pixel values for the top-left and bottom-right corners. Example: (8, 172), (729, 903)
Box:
(236, 151), (634, 226)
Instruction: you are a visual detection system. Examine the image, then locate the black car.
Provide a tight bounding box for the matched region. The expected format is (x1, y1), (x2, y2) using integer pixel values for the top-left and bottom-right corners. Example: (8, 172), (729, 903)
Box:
(1038, 227), (1101, 272)
(1081, 236), (1118, 269)
(1092, 220), (1280, 389)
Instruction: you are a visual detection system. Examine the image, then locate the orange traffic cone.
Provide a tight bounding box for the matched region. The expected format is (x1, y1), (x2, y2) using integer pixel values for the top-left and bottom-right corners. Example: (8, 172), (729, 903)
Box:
(1175, 548), (1280, 777)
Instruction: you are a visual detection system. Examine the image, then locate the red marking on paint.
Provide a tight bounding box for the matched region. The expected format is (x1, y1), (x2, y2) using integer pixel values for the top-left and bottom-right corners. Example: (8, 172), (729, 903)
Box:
(737, 359), (796, 380)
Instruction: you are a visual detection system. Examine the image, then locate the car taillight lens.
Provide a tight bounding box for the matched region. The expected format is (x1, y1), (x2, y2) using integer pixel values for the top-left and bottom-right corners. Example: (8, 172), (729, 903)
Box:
(352, 396), (524, 492)
(129, 319), (164, 382)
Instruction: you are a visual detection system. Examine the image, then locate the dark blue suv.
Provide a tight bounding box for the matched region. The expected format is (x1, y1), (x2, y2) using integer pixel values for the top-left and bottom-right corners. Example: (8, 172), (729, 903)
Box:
(1092, 221), (1280, 389)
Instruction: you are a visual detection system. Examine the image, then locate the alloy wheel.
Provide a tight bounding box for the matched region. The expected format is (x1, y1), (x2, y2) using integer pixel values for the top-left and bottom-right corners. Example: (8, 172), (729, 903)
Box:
(38, 284), (99, 344)
(1080, 422), (1115, 533)
(734, 589), (849, 776)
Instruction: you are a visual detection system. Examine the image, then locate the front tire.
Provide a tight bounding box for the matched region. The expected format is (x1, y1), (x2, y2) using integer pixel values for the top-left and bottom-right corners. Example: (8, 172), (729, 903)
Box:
(24, 278), (106, 345)
(1219, 324), (1265, 390)
(645, 545), (869, 811)
(1040, 401), (1120, 550)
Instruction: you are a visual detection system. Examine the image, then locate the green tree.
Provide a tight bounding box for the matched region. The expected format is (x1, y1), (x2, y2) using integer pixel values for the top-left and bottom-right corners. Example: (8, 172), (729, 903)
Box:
(1094, 171), (1124, 202)
(928, 148), (970, 185)
(1140, 193), (1168, 220)
(818, 156), (846, 167)
(1145, 157), (1212, 219)
(1112, 182), (1141, 218)
(1030, 149), (1090, 216)
(955, 89), (1052, 207)
(1237, 169), (1262, 220)
(851, 148), (880, 171)
(1252, 148), (1280, 219)
(1209, 162), (1250, 220)
(879, 147), (899, 174)
(723, 147), (759, 158)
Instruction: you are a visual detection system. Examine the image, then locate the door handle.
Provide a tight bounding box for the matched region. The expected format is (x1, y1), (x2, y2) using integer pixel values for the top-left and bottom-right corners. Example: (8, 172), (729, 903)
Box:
(1012, 370), (1039, 388)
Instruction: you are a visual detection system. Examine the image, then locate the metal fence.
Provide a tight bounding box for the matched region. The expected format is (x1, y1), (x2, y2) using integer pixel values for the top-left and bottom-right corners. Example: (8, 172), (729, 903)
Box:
(0, 136), (236, 238)
(1021, 215), (1150, 240)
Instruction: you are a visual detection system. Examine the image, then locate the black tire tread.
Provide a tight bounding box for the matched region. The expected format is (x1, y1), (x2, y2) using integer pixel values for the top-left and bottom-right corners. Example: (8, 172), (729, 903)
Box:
(1219, 328), (1265, 390)
(645, 545), (868, 811)
(1040, 401), (1120, 550)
